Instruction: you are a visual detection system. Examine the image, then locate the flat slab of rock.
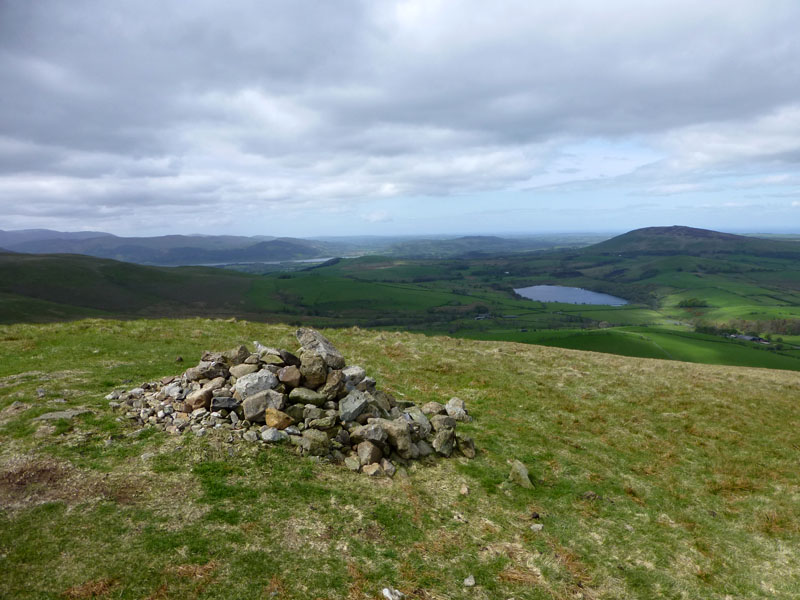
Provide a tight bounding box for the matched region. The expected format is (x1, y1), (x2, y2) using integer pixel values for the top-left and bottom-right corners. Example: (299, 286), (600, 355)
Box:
(34, 409), (91, 421)
(229, 363), (259, 378)
(289, 387), (326, 406)
(233, 369), (278, 399)
(296, 328), (345, 369)
(339, 390), (370, 422)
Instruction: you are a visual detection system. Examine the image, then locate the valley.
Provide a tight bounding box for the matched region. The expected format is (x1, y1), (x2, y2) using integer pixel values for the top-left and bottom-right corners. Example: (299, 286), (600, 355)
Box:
(1, 226), (800, 371)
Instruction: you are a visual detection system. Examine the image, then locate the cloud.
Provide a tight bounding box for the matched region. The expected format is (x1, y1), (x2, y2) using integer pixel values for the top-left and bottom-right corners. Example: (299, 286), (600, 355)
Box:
(363, 211), (392, 223)
(1, 1), (800, 234)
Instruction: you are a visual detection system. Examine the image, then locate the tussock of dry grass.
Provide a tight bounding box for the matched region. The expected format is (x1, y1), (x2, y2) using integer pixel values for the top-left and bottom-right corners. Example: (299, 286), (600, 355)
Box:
(61, 578), (117, 599)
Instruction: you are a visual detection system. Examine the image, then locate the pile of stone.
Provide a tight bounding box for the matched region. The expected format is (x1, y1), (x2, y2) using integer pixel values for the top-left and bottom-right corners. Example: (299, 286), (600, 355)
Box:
(107, 328), (475, 477)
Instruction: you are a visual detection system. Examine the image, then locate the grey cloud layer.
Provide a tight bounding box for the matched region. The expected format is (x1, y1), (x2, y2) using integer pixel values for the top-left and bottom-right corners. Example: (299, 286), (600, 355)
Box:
(2, 0), (799, 232)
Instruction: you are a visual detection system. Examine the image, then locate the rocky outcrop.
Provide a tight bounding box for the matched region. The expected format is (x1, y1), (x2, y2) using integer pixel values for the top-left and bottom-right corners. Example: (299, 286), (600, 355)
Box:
(108, 328), (475, 477)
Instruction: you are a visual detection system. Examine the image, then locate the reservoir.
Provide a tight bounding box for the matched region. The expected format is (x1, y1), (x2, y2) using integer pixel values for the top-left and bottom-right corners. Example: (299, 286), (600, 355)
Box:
(514, 285), (628, 306)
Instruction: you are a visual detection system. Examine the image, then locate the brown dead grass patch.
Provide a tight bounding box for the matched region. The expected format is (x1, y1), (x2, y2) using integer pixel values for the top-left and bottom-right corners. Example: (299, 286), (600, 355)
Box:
(753, 509), (799, 536)
(0, 455), (146, 510)
(499, 567), (543, 585)
(346, 561), (369, 600)
(264, 575), (286, 596)
(547, 540), (596, 599)
(61, 578), (117, 599)
(170, 561), (218, 579)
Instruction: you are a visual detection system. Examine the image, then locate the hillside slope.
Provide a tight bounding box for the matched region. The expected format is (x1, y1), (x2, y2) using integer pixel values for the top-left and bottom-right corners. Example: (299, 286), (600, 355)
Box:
(590, 225), (800, 258)
(0, 252), (257, 320)
(1, 320), (798, 599)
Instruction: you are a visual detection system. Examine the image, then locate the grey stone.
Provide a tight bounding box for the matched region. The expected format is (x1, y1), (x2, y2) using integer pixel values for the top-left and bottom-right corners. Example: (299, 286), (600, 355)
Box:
(372, 418), (413, 458)
(242, 393), (268, 422)
(265, 389), (287, 411)
(308, 415), (338, 430)
(509, 460), (533, 489)
(404, 406), (432, 437)
(362, 463), (383, 477)
(319, 370), (346, 400)
(381, 458), (396, 478)
(261, 427), (289, 443)
(349, 422), (387, 446)
(420, 401), (445, 416)
(303, 405), (325, 421)
(334, 428), (350, 447)
(184, 360), (228, 381)
(243, 430), (259, 442)
(222, 345), (250, 365)
(339, 390), (370, 422)
(289, 387), (326, 406)
(163, 383), (183, 398)
(430, 414), (456, 431)
(285, 404), (305, 422)
(229, 363), (259, 379)
(201, 350), (225, 363)
(278, 365), (302, 388)
(382, 588), (405, 600)
(530, 523), (544, 532)
(370, 390), (395, 412)
(33, 408), (92, 421)
(279, 349), (301, 367)
(233, 369), (278, 399)
(299, 350), (327, 389)
(463, 575), (475, 587)
(356, 377), (376, 393)
(344, 456), (361, 472)
(432, 428), (455, 457)
(295, 328), (346, 369)
(357, 441), (383, 466)
(416, 439), (434, 457)
(210, 396), (239, 412)
(342, 365), (366, 388)
(456, 433), (476, 459)
(445, 397), (471, 422)
(204, 376), (227, 392)
(299, 428), (329, 456)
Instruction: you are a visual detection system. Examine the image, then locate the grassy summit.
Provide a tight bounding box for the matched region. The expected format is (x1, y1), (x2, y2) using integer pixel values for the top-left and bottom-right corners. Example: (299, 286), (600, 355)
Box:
(1, 319), (798, 599)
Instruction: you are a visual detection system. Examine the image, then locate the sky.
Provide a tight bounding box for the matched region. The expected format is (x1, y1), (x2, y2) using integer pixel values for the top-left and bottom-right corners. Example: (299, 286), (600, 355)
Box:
(1, 0), (800, 237)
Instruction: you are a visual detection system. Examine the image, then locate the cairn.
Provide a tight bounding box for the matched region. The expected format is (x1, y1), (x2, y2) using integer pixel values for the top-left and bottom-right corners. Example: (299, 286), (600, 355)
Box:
(107, 328), (475, 477)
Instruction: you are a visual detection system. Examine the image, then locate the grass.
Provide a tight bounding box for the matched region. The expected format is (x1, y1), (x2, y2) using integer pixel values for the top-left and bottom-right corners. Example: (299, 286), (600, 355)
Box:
(1, 318), (799, 598)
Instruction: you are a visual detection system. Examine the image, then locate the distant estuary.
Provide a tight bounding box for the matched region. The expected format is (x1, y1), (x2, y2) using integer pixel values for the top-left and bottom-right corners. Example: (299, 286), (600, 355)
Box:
(514, 284), (629, 306)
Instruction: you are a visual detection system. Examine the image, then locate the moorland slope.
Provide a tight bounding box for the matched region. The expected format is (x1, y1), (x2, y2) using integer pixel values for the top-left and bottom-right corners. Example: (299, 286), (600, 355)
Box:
(0, 319), (798, 599)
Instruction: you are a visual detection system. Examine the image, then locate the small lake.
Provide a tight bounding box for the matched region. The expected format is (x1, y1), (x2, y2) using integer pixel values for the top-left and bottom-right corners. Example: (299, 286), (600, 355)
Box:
(514, 285), (629, 306)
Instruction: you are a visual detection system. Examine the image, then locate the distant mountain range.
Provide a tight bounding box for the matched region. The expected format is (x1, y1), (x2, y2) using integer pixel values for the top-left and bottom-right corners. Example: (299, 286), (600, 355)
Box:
(0, 229), (343, 265)
(0, 229), (604, 265)
(3, 224), (799, 377)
